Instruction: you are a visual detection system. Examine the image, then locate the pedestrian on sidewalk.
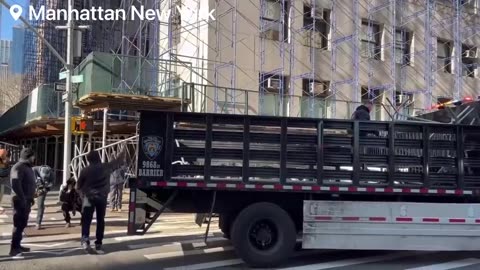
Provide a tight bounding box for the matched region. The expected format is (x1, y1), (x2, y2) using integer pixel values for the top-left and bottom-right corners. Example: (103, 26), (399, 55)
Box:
(33, 165), (53, 230)
(0, 149), (11, 213)
(9, 148), (36, 257)
(77, 149), (126, 253)
(60, 178), (82, 228)
(108, 164), (127, 212)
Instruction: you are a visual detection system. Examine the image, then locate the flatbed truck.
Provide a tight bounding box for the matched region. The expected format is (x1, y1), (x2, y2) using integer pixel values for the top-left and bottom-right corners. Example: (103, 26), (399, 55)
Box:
(127, 109), (480, 267)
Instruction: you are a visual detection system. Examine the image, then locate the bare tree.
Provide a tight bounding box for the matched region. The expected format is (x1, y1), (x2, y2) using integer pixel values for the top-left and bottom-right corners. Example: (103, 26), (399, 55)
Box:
(0, 72), (23, 114)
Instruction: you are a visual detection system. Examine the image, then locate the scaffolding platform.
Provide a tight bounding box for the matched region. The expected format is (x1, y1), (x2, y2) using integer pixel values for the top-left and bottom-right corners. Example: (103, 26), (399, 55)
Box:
(75, 92), (185, 112)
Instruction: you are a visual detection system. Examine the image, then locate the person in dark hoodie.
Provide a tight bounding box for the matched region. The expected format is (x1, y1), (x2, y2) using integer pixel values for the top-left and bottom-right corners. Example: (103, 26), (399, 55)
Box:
(352, 103), (373, 121)
(9, 148), (36, 257)
(76, 149), (125, 253)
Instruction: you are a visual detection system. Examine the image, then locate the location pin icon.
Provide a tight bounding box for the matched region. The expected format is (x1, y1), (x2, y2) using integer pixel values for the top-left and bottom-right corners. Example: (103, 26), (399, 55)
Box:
(10, 5), (23, 21)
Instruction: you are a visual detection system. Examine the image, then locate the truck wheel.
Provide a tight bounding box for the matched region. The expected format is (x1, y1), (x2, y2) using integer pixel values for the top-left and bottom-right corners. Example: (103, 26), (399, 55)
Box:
(231, 202), (296, 268)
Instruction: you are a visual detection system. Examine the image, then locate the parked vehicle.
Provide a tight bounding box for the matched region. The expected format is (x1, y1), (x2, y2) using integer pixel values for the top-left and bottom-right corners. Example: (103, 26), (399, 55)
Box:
(128, 108), (480, 267)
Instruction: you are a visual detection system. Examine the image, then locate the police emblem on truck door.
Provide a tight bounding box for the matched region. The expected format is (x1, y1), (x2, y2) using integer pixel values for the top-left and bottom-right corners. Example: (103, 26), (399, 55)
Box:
(142, 136), (163, 160)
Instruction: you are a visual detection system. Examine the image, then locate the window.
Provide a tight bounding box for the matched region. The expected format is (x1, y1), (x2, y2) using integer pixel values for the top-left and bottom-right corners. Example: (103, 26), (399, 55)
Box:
(462, 45), (477, 78)
(395, 29), (411, 65)
(437, 39), (452, 73)
(395, 91), (414, 118)
(361, 86), (384, 120)
(461, 0), (477, 10)
(361, 21), (381, 60)
(303, 5), (330, 49)
(260, 0), (289, 42)
(259, 73), (289, 116)
(301, 80), (330, 118)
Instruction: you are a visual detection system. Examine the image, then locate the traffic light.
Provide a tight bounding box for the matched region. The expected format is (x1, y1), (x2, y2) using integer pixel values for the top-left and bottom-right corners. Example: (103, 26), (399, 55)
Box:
(71, 117), (93, 134)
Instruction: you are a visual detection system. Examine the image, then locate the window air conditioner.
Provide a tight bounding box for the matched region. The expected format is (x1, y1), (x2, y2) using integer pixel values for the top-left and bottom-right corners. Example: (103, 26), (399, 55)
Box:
(309, 81), (325, 94)
(267, 77), (281, 89)
(310, 7), (324, 20)
(464, 49), (477, 58)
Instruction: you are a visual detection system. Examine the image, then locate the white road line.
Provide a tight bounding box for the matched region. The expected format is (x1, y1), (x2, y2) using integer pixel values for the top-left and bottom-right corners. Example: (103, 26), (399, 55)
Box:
(145, 246), (234, 260)
(276, 251), (428, 270)
(162, 248), (335, 270)
(27, 217), (128, 226)
(164, 259), (243, 270)
(128, 236), (225, 250)
(23, 241), (71, 248)
(115, 231), (220, 242)
(405, 258), (480, 270)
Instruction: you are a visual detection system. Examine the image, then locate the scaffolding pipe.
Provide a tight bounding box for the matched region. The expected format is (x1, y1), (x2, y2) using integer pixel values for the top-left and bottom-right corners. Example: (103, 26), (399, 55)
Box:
(102, 108), (108, 162)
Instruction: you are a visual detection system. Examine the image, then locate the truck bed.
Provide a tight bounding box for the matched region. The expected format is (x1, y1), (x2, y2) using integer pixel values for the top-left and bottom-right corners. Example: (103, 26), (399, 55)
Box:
(136, 111), (480, 198)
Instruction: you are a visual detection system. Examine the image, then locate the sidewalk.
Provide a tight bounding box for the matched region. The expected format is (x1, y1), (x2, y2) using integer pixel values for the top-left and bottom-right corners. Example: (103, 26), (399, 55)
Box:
(0, 188), (130, 240)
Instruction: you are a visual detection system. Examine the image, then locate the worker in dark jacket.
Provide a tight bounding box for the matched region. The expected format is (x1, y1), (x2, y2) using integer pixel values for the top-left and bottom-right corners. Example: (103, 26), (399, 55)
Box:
(9, 148), (36, 257)
(33, 165), (53, 230)
(352, 104), (372, 121)
(77, 150), (125, 253)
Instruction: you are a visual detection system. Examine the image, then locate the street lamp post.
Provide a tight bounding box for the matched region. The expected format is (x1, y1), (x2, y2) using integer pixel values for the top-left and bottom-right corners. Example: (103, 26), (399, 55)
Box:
(58, 0), (75, 186)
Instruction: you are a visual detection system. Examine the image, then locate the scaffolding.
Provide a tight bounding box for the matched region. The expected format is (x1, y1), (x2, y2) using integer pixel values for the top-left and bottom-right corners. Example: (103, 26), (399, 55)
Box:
(128, 0), (480, 121)
(19, 0), (480, 120)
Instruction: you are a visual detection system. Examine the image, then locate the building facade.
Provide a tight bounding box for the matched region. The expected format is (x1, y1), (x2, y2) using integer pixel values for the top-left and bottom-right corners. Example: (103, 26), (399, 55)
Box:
(164, 0), (480, 120)
(0, 40), (11, 65)
(10, 25), (25, 75)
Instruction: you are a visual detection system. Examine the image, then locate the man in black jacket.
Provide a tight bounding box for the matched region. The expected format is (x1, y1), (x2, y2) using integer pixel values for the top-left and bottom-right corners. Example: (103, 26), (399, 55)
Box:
(352, 104), (373, 121)
(77, 150), (125, 252)
(9, 148), (36, 257)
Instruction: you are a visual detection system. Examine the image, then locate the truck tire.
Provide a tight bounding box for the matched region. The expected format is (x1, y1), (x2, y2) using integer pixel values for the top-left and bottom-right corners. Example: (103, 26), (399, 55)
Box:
(219, 213), (232, 239)
(230, 202), (296, 268)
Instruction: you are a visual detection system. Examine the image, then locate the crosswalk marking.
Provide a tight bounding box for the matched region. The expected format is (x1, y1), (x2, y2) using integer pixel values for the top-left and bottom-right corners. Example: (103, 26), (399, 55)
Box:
(164, 259), (243, 270)
(405, 258), (480, 270)
(276, 251), (428, 270)
(145, 246), (234, 260)
(128, 236), (225, 250)
(114, 231), (220, 242)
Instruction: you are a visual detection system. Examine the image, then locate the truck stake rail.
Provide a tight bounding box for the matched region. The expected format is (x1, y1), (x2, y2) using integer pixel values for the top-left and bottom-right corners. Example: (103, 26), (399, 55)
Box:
(128, 110), (480, 268)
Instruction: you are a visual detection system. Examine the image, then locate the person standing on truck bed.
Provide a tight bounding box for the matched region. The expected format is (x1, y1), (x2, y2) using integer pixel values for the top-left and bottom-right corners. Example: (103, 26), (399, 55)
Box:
(76, 149), (126, 253)
(352, 103), (373, 121)
(352, 103), (379, 171)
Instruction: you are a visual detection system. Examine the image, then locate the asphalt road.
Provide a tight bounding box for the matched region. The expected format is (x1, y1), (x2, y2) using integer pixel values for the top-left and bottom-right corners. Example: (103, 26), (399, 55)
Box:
(2, 192), (480, 270)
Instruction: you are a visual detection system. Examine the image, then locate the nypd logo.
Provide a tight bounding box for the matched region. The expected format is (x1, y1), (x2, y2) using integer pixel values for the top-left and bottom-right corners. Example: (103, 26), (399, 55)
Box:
(142, 136), (163, 160)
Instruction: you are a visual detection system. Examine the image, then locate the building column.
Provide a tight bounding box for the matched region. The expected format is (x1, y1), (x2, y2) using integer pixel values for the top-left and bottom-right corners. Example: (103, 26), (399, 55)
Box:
(35, 138), (40, 163)
(53, 136), (60, 186)
(87, 132), (93, 152)
(44, 137), (48, 166)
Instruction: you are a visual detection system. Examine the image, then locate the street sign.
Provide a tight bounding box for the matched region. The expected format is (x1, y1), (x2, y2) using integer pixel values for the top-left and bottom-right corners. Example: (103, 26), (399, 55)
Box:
(72, 75), (84, 83)
(59, 71), (67, 80)
(62, 92), (68, 102)
(54, 82), (66, 92)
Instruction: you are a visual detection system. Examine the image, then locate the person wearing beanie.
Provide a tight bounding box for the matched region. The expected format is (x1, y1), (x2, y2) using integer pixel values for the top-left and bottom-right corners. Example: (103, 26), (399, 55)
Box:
(9, 148), (36, 257)
(77, 149), (126, 253)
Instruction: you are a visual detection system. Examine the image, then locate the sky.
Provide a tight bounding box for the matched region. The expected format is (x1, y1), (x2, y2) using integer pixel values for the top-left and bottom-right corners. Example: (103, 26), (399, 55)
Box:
(1, 0), (28, 40)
